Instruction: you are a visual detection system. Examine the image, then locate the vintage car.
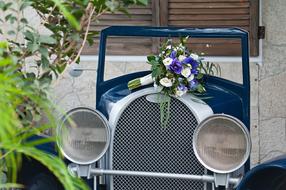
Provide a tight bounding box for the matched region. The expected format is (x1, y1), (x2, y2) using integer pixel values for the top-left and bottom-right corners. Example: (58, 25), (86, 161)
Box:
(18, 26), (286, 190)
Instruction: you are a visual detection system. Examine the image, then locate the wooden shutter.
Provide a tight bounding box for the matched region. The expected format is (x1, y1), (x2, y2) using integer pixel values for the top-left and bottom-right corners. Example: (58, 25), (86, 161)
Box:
(83, 0), (259, 56)
(165, 0), (259, 56)
(82, 2), (155, 55)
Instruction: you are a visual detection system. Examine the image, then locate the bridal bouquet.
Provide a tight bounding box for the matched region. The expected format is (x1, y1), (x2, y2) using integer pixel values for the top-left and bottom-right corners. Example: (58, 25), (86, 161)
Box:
(128, 37), (206, 96)
(127, 37), (219, 127)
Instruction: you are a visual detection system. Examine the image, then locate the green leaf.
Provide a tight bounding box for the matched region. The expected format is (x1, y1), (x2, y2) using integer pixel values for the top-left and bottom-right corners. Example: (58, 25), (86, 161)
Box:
(23, 31), (35, 41)
(180, 36), (189, 45)
(0, 41), (8, 48)
(14, 146), (89, 190)
(137, 0), (149, 5)
(7, 30), (15, 35)
(197, 73), (204, 80)
(39, 35), (57, 45)
(70, 33), (80, 41)
(196, 84), (206, 93)
(25, 72), (36, 80)
(20, 1), (33, 11)
(5, 14), (17, 24)
(5, 14), (12, 21)
(149, 60), (158, 66)
(147, 55), (156, 62)
(117, 7), (131, 17)
(50, 0), (80, 30)
(20, 18), (28, 24)
(56, 63), (67, 74)
(105, 1), (120, 12)
(151, 62), (162, 78)
(27, 42), (39, 53)
(87, 37), (94, 46)
(0, 1), (5, 10)
(0, 58), (12, 66)
(39, 47), (49, 58)
(0, 2), (12, 11)
(41, 55), (50, 69)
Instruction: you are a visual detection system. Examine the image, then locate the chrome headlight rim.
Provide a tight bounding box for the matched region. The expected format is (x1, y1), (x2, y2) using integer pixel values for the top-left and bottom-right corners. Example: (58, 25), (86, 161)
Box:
(193, 114), (251, 174)
(57, 107), (110, 165)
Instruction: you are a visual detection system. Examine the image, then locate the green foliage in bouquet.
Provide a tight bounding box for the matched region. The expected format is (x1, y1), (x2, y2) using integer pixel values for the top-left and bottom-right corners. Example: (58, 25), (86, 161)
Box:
(128, 37), (220, 127)
(148, 37), (220, 96)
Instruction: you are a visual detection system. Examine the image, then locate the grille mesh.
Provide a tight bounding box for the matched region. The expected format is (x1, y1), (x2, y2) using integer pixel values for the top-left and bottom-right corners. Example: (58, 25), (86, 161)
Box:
(112, 95), (205, 190)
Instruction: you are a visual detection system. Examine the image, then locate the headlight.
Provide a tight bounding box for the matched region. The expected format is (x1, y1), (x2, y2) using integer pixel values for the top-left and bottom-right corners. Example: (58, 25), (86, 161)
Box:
(193, 114), (251, 174)
(57, 107), (110, 165)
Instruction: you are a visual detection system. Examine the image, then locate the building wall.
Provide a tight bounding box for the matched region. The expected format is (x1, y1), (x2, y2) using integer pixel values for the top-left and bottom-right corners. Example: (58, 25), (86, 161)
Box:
(256, 0), (286, 163)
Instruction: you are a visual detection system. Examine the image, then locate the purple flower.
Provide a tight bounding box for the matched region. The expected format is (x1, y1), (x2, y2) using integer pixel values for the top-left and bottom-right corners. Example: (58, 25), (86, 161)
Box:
(178, 83), (187, 91)
(191, 69), (199, 75)
(185, 50), (190, 55)
(170, 50), (177, 59)
(169, 58), (183, 74)
(188, 79), (198, 90)
(183, 57), (199, 68)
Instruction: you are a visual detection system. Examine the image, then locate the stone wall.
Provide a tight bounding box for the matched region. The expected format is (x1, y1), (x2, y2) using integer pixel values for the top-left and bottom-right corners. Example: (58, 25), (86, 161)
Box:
(256, 0), (286, 163)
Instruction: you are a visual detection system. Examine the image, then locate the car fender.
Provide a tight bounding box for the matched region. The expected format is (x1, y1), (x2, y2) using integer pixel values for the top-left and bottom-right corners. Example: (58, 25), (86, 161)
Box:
(237, 154), (286, 190)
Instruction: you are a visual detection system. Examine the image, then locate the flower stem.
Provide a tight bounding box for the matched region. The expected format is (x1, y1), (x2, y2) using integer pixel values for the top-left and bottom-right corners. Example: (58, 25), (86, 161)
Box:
(128, 78), (141, 90)
(128, 74), (153, 90)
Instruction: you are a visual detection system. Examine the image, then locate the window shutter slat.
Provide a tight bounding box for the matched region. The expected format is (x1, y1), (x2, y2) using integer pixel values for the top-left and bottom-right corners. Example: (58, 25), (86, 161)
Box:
(167, 0), (258, 56)
(82, 2), (155, 55)
(169, 2), (250, 9)
(169, 8), (249, 15)
(83, 0), (259, 56)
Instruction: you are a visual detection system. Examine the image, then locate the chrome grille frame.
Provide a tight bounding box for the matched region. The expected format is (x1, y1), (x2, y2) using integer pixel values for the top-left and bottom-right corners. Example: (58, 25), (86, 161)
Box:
(107, 88), (213, 190)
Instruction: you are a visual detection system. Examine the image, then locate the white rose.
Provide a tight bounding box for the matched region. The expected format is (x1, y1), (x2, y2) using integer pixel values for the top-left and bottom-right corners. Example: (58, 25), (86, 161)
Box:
(163, 57), (173, 66)
(187, 74), (194, 81)
(187, 64), (192, 69)
(175, 90), (186, 97)
(190, 53), (199, 61)
(166, 45), (172, 49)
(181, 67), (191, 78)
(159, 77), (173, 87)
(178, 55), (186, 62)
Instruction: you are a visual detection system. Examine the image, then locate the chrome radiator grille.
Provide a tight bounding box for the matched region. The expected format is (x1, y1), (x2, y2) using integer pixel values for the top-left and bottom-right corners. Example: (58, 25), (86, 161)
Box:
(112, 95), (204, 190)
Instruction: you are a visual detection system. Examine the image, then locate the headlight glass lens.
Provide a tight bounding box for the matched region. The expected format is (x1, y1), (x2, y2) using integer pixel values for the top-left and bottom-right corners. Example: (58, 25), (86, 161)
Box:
(193, 114), (251, 173)
(57, 108), (110, 164)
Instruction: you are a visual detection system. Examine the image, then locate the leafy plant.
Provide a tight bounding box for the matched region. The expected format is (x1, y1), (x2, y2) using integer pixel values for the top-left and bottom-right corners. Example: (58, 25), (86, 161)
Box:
(0, 41), (89, 189)
(0, 0), (148, 189)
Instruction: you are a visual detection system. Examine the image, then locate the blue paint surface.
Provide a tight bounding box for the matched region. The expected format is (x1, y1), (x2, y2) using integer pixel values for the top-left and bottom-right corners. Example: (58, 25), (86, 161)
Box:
(95, 26), (250, 189)
(97, 76), (244, 122)
(24, 26), (255, 189)
(237, 155), (286, 190)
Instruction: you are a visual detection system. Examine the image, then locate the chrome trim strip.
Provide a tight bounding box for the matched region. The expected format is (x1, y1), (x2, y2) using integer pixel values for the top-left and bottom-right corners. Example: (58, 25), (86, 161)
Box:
(89, 168), (240, 187)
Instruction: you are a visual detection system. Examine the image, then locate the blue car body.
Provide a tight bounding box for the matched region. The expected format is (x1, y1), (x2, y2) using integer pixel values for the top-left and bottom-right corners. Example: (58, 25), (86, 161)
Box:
(95, 26), (251, 189)
(23, 26), (286, 190)
(237, 155), (286, 190)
